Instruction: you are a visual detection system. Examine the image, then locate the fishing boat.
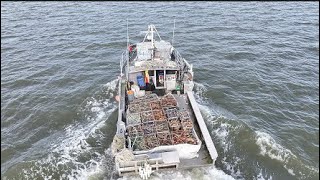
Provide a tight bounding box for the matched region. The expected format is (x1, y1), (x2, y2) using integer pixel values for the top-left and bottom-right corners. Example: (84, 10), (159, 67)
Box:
(111, 24), (218, 179)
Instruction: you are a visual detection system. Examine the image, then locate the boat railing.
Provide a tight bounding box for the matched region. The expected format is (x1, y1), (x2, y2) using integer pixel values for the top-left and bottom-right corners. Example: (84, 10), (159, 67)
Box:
(117, 55), (127, 136)
(117, 77), (122, 123)
(173, 49), (192, 72)
(120, 50), (129, 78)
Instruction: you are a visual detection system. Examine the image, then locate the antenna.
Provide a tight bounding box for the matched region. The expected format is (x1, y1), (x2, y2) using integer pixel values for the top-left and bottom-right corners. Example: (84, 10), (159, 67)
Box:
(172, 19), (175, 46)
(126, 19), (129, 80)
(151, 25), (154, 48)
(126, 19), (129, 47)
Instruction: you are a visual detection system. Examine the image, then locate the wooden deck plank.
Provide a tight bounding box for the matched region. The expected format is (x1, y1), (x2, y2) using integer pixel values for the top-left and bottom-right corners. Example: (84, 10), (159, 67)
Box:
(187, 91), (218, 162)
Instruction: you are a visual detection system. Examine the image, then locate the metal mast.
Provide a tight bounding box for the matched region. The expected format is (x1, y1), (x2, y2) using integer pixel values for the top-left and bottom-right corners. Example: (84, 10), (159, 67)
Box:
(172, 19), (175, 46)
(127, 19), (129, 47)
(126, 19), (129, 79)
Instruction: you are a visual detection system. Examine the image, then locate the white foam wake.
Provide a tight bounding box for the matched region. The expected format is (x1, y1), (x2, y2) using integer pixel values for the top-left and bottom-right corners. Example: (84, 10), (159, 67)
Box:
(255, 131), (294, 163)
(193, 82), (246, 179)
(193, 81), (209, 104)
(198, 103), (246, 179)
(191, 81), (319, 179)
(20, 79), (119, 180)
(255, 131), (319, 179)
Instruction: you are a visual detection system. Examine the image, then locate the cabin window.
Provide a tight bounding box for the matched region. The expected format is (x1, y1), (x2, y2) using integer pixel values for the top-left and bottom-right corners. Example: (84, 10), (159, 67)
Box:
(156, 70), (164, 87)
(166, 70), (176, 74)
(148, 70), (154, 76)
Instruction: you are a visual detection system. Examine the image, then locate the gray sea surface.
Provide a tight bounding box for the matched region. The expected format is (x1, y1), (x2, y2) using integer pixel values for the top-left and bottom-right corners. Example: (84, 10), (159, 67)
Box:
(1, 1), (319, 180)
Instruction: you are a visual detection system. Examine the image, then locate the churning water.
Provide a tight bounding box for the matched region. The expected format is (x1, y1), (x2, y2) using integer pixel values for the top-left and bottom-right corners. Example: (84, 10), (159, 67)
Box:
(1, 1), (319, 180)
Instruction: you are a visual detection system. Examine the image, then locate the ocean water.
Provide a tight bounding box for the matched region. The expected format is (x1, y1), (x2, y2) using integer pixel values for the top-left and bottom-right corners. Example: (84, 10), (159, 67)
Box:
(1, 1), (319, 180)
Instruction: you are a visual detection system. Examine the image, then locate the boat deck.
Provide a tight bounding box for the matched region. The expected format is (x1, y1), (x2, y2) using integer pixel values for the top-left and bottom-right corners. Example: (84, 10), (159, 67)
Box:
(116, 92), (214, 177)
(172, 94), (213, 168)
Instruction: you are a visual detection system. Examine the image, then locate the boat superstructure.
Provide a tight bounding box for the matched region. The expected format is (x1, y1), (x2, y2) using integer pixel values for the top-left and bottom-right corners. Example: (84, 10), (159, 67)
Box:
(111, 24), (218, 179)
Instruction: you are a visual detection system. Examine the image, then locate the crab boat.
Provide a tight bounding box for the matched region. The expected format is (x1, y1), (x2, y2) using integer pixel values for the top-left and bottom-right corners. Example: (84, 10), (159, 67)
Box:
(111, 24), (218, 179)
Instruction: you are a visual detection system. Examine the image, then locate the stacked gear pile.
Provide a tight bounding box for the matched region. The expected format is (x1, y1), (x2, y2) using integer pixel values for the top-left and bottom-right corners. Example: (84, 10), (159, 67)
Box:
(126, 93), (198, 151)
